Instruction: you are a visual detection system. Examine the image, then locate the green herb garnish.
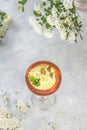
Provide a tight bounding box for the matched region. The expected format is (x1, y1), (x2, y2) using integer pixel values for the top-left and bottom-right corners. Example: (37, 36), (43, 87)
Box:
(29, 76), (40, 86)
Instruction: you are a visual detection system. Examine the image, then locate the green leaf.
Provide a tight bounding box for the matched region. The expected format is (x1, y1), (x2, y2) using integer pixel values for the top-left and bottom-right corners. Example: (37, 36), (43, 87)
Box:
(33, 10), (41, 17)
(0, 23), (2, 26)
(22, 6), (24, 12)
(46, 23), (51, 29)
(41, 16), (46, 23)
(0, 10), (6, 15)
(75, 39), (77, 43)
(49, 0), (54, 5)
(63, 23), (69, 28)
(29, 76), (40, 86)
(19, 0), (27, 5)
(22, 0), (27, 5)
(80, 34), (83, 40)
(55, 0), (62, 6)
(18, 0), (27, 12)
(59, 16), (65, 20)
(75, 33), (78, 37)
(43, 1), (46, 6)
(39, 22), (43, 25)
(56, 5), (63, 12)
(44, 8), (51, 16)
(55, 0), (61, 3)
(69, 5), (76, 14)
(0, 10), (6, 20)
(78, 22), (82, 28)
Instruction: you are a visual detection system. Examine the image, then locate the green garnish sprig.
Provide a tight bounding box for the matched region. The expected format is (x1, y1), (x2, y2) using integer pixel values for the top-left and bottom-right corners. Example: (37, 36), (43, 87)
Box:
(29, 76), (40, 87)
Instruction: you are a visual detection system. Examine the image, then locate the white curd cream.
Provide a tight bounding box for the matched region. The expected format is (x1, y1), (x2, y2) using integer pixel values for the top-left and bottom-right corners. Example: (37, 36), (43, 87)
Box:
(28, 65), (56, 90)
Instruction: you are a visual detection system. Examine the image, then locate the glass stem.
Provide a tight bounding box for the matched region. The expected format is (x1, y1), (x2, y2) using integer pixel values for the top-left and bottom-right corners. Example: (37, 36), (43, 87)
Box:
(41, 96), (47, 102)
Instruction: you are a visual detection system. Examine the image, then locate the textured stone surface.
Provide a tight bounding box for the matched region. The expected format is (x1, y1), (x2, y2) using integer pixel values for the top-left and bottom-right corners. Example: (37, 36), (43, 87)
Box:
(0, 1), (87, 130)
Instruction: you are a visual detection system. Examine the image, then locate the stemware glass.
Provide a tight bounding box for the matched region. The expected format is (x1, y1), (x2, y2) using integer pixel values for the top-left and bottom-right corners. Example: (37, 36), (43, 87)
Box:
(25, 61), (61, 110)
(75, 0), (87, 10)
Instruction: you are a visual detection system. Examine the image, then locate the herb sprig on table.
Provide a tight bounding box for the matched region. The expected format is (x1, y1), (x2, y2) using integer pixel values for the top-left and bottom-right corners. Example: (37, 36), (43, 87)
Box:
(17, 0), (27, 12)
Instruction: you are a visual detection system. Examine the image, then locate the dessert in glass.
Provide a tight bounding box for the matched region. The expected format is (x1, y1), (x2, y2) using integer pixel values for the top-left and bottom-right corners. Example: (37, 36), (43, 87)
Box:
(25, 61), (61, 110)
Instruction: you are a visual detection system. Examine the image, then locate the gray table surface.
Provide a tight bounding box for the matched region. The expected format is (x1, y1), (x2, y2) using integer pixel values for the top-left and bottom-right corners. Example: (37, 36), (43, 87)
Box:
(0, 0), (87, 130)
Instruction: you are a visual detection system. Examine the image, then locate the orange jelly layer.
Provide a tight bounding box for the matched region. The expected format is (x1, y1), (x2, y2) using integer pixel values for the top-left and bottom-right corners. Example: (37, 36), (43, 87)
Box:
(25, 61), (61, 96)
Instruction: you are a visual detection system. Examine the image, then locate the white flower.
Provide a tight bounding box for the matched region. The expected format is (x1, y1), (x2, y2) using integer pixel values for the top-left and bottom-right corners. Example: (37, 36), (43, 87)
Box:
(29, 16), (43, 35)
(63, 17), (72, 26)
(34, 24), (43, 35)
(59, 12), (67, 17)
(0, 12), (11, 39)
(67, 31), (76, 43)
(29, 16), (36, 27)
(16, 101), (29, 113)
(34, 3), (44, 14)
(63, 0), (73, 9)
(44, 29), (54, 38)
(47, 15), (55, 26)
(0, 107), (22, 130)
(17, 3), (23, 11)
(60, 29), (67, 40)
(51, 6), (57, 16)
(3, 95), (9, 104)
(34, 4), (40, 12)
(55, 19), (61, 30)
(60, 29), (76, 43)
(0, 118), (20, 129)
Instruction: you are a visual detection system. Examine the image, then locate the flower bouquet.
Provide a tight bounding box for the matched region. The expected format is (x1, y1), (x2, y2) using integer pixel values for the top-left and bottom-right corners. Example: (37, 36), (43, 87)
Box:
(29, 0), (83, 43)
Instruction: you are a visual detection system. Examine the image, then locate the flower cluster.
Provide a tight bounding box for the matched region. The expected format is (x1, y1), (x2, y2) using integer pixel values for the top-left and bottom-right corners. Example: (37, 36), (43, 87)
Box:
(0, 10), (11, 40)
(29, 0), (83, 43)
(16, 101), (29, 113)
(0, 107), (23, 130)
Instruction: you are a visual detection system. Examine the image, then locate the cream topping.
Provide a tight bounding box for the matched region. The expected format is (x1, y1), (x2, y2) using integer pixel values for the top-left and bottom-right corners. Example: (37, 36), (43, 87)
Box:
(28, 65), (56, 90)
